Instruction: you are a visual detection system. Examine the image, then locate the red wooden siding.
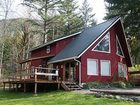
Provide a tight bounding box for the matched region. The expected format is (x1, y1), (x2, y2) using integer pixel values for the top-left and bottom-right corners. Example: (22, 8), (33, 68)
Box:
(31, 59), (42, 67)
(30, 36), (76, 67)
(31, 44), (56, 58)
(81, 24), (127, 83)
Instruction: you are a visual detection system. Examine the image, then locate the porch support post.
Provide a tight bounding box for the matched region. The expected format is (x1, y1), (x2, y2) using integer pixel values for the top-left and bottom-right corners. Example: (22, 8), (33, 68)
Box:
(57, 83), (60, 90)
(74, 58), (82, 86)
(63, 64), (65, 81)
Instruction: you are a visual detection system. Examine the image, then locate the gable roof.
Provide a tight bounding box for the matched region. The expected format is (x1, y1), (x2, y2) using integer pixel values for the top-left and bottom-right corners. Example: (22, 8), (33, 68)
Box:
(48, 17), (122, 64)
(30, 31), (81, 51)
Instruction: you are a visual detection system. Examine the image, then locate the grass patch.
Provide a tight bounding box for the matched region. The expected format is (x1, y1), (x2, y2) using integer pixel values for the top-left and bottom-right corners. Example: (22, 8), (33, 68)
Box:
(0, 90), (139, 105)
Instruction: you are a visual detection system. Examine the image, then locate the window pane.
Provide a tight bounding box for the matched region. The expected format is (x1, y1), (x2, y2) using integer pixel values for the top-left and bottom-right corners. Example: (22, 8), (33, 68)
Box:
(118, 63), (124, 77)
(123, 64), (127, 78)
(94, 33), (110, 52)
(87, 59), (98, 75)
(117, 37), (123, 56)
(46, 46), (50, 53)
(101, 60), (110, 76)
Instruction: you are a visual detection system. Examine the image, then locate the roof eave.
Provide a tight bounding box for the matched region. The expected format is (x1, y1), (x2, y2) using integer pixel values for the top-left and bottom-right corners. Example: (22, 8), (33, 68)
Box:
(30, 31), (81, 52)
(48, 56), (78, 64)
(120, 19), (133, 67)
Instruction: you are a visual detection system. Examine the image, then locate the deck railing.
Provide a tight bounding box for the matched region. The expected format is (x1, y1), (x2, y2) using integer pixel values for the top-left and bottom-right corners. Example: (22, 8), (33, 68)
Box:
(3, 67), (59, 82)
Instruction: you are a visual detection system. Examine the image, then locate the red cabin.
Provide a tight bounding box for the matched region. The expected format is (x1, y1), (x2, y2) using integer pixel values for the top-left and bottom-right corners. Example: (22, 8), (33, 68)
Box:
(23, 17), (132, 85)
(3, 17), (132, 93)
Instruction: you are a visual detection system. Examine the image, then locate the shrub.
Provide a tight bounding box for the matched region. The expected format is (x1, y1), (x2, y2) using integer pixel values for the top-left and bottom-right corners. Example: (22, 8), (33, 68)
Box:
(111, 81), (134, 88)
(129, 64), (140, 71)
(111, 81), (126, 88)
(82, 81), (134, 89)
(83, 82), (111, 89)
(125, 81), (135, 88)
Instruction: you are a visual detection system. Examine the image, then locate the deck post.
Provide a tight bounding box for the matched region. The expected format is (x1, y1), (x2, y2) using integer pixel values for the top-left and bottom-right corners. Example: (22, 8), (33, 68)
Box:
(12, 83), (14, 91)
(15, 83), (18, 92)
(57, 83), (60, 90)
(3, 82), (5, 91)
(34, 82), (37, 94)
(9, 82), (11, 91)
(24, 83), (26, 93)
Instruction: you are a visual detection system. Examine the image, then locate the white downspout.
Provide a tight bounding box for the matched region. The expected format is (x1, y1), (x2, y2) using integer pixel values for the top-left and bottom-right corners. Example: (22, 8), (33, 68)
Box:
(74, 58), (82, 86)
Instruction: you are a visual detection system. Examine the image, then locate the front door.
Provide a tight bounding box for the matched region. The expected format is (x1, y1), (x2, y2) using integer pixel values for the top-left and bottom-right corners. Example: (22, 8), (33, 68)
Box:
(65, 62), (76, 82)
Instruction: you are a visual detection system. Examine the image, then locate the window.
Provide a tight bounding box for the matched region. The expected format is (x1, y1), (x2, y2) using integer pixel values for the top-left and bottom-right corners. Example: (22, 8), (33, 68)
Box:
(123, 64), (127, 78)
(118, 63), (127, 78)
(46, 46), (50, 53)
(87, 59), (98, 75)
(116, 36), (124, 56)
(100, 60), (111, 76)
(93, 32), (110, 53)
(118, 63), (123, 77)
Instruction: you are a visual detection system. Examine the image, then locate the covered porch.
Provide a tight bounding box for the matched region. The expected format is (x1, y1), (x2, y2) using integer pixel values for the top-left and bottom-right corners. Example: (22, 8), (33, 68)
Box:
(55, 60), (80, 84)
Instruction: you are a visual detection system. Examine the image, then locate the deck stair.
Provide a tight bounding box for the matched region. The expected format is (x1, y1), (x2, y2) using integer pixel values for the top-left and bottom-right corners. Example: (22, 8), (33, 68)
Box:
(61, 81), (81, 91)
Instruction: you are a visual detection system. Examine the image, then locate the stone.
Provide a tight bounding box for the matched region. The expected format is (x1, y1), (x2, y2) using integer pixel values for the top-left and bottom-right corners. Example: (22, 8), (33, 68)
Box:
(94, 93), (101, 98)
(106, 95), (114, 99)
(128, 98), (134, 102)
(132, 97), (140, 102)
(115, 95), (121, 99)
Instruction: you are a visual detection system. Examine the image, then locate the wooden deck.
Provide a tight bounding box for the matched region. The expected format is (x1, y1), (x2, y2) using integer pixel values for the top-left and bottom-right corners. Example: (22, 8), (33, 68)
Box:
(3, 67), (61, 94)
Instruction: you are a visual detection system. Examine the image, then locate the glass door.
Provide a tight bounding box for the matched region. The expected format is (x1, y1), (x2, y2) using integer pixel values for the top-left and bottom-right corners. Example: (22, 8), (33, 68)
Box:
(65, 62), (76, 82)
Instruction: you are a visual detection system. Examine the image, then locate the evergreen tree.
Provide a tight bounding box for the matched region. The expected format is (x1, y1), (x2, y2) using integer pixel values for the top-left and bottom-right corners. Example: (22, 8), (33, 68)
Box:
(80, 0), (96, 28)
(58, 0), (83, 35)
(23, 0), (61, 43)
(105, 0), (140, 64)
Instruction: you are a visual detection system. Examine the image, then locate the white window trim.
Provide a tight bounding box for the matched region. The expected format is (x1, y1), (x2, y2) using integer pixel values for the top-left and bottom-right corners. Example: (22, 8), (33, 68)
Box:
(118, 62), (127, 78)
(87, 59), (98, 76)
(118, 62), (123, 77)
(100, 60), (111, 76)
(116, 35), (124, 57)
(123, 64), (127, 78)
(92, 32), (111, 53)
(46, 46), (51, 54)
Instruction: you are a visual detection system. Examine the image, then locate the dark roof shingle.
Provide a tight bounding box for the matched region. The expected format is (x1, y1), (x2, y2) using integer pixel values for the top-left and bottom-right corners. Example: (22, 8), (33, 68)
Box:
(48, 17), (120, 63)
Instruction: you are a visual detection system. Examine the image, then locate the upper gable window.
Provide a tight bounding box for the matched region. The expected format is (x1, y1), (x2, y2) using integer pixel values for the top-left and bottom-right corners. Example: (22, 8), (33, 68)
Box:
(93, 32), (110, 53)
(116, 36), (124, 56)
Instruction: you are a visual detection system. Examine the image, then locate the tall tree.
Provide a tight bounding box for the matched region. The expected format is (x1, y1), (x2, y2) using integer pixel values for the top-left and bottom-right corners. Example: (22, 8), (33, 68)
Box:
(105, 0), (140, 64)
(58, 0), (83, 35)
(0, 0), (13, 79)
(80, 0), (96, 28)
(0, 19), (34, 75)
(23, 0), (61, 44)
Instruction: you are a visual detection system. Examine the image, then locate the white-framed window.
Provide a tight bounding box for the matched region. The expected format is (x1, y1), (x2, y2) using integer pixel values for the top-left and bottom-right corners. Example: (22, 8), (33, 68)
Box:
(92, 32), (110, 53)
(100, 60), (111, 76)
(123, 64), (127, 77)
(46, 46), (50, 53)
(116, 35), (124, 57)
(118, 63), (127, 78)
(87, 59), (98, 75)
